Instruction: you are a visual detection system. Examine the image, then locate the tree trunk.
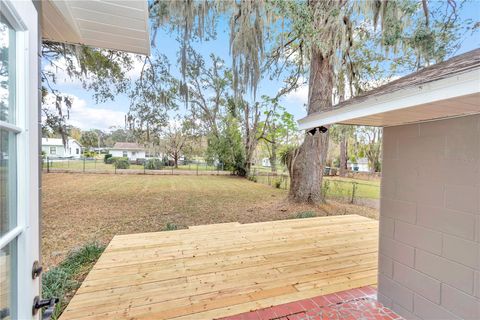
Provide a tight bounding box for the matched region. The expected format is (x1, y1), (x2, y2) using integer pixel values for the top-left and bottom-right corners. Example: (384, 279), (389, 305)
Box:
(270, 123), (277, 173)
(174, 152), (178, 168)
(339, 136), (347, 177)
(270, 140), (277, 173)
(289, 48), (333, 203)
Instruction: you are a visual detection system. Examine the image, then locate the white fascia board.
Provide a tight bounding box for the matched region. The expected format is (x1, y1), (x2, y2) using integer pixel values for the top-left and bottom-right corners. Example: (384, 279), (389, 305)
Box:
(298, 68), (480, 130)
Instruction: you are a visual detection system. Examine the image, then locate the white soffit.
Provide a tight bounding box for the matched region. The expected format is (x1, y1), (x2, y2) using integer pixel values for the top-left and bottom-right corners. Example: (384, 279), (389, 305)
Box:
(298, 68), (480, 129)
(42, 0), (150, 55)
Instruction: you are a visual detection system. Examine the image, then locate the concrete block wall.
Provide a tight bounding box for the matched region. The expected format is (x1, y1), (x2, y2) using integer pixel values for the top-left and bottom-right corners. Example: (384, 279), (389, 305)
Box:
(378, 115), (480, 320)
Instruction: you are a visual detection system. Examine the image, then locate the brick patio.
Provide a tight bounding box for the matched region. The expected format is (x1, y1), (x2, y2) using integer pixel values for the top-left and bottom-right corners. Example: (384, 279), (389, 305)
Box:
(219, 286), (403, 320)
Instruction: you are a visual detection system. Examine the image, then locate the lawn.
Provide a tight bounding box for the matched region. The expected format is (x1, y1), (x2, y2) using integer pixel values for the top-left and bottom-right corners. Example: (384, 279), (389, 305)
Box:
(43, 159), (222, 172)
(42, 173), (379, 269)
(255, 175), (381, 200)
(324, 176), (380, 199)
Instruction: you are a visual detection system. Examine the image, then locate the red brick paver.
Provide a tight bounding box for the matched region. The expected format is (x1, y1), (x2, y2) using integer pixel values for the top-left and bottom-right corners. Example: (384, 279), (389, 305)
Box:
(218, 286), (403, 320)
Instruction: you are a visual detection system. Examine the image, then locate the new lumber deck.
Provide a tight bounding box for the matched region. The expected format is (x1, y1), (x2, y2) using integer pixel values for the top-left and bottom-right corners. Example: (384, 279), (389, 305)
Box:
(60, 214), (379, 320)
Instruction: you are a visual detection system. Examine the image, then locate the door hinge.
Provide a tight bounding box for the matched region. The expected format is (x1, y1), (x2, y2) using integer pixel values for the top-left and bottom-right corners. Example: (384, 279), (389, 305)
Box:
(32, 296), (59, 320)
(32, 260), (43, 279)
(0, 308), (10, 320)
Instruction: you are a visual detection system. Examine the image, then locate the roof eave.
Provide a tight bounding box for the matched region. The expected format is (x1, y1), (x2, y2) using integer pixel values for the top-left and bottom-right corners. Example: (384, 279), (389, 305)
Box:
(298, 68), (480, 129)
(42, 0), (151, 56)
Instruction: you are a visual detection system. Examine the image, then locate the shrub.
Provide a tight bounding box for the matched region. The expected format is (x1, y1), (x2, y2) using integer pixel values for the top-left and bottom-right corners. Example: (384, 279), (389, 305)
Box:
(292, 211), (317, 219)
(163, 222), (178, 231)
(112, 157), (130, 169)
(274, 178), (282, 189)
(42, 243), (105, 319)
(145, 158), (163, 170)
(83, 150), (96, 158)
(104, 154), (112, 164)
(247, 175), (257, 183)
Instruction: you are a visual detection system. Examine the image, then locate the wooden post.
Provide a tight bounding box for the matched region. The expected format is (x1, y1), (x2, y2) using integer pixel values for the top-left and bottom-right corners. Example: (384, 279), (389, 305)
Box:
(351, 182), (357, 204)
(83, 157), (86, 173)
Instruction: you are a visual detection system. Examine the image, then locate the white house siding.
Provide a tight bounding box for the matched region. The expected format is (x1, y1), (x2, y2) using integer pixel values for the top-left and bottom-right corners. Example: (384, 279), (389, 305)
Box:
(67, 140), (82, 158)
(42, 138), (82, 158)
(42, 145), (64, 157)
(378, 114), (480, 320)
(110, 149), (146, 161)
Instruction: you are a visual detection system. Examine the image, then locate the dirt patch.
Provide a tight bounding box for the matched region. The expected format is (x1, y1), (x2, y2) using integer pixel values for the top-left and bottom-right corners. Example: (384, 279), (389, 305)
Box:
(42, 173), (378, 269)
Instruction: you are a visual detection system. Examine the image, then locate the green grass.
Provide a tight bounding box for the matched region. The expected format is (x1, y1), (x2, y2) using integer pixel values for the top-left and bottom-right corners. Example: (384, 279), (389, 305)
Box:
(163, 222), (180, 231)
(175, 164), (218, 171)
(323, 177), (380, 199)
(42, 243), (105, 319)
(254, 174), (380, 199)
(43, 160), (223, 172)
(290, 211), (317, 219)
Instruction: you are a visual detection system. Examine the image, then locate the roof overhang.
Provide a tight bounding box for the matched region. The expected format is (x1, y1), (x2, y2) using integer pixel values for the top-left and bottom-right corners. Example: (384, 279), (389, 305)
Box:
(42, 0), (150, 55)
(298, 68), (480, 129)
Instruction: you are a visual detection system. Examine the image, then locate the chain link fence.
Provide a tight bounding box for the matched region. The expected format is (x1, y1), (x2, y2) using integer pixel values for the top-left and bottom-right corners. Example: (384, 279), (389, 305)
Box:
(250, 168), (380, 205)
(43, 157), (231, 176)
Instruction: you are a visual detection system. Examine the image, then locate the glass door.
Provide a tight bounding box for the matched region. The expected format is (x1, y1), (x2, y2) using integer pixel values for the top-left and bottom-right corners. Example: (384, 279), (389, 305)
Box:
(0, 1), (40, 319)
(0, 12), (19, 320)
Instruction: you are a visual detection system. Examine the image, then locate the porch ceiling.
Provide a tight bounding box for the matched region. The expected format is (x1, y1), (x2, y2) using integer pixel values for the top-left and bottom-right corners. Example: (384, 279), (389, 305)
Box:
(60, 215), (378, 320)
(42, 0), (150, 55)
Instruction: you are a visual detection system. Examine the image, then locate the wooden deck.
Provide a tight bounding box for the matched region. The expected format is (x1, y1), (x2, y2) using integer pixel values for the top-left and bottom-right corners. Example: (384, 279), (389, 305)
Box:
(61, 215), (379, 320)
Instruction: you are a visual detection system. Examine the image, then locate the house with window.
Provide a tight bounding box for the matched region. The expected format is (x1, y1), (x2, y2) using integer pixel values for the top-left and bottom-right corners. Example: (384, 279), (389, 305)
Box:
(109, 142), (145, 161)
(347, 157), (370, 172)
(41, 137), (82, 158)
(261, 157), (271, 167)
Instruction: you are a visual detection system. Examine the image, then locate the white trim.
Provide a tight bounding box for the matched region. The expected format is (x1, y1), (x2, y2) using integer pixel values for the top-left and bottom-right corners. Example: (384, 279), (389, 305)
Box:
(0, 120), (22, 133)
(1, 1), (40, 319)
(298, 68), (480, 129)
(0, 226), (23, 250)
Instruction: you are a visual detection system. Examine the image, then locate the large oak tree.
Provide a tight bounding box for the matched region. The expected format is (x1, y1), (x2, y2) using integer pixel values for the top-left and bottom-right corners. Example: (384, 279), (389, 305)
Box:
(148, 0), (471, 202)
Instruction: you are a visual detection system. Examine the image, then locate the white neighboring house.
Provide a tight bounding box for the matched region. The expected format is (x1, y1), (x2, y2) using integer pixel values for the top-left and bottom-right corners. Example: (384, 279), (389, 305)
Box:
(41, 137), (83, 158)
(347, 157), (370, 172)
(110, 142), (146, 161)
(261, 157), (271, 167)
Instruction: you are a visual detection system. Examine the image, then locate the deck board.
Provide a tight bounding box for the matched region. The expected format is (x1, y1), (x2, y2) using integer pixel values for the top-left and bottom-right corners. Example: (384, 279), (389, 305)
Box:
(60, 214), (379, 320)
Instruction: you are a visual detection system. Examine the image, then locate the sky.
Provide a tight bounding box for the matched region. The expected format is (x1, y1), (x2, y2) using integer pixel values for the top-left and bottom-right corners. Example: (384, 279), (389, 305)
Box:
(48, 2), (480, 132)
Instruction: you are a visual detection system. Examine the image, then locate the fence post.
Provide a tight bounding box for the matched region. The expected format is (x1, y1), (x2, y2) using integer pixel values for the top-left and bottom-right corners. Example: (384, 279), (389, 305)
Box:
(94, 159), (97, 169)
(114, 162), (117, 174)
(47, 157), (49, 173)
(196, 163), (199, 176)
(351, 182), (357, 204)
(171, 164), (174, 175)
(83, 157), (86, 173)
(144, 161), (146, 174)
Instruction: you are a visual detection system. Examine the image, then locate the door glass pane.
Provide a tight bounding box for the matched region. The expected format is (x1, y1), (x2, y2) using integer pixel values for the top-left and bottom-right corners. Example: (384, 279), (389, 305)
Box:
(0, 239), (17, 320)
(0, 129), (16, 236)
(0, 14), (16, 124)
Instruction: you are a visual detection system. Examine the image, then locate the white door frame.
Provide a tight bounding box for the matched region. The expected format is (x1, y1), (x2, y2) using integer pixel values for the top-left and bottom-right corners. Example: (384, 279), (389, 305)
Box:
(0, 0), (40, 318)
